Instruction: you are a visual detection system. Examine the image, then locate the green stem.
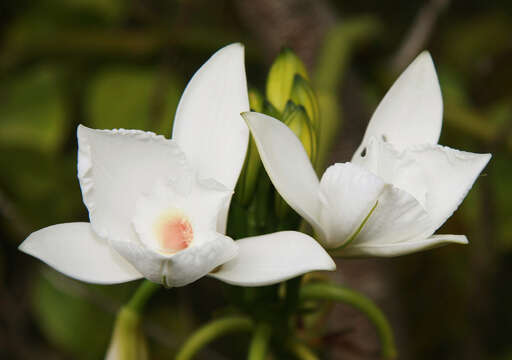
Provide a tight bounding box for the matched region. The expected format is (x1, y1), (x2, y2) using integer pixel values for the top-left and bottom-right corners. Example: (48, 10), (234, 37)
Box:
(286, 340), (319, 360)
(247, 322), (272, 360)
(299, 282), (397, 359)
(284, 276), (302, 313)
(126, 280), (160, 313)
(176, 317), (253, 360)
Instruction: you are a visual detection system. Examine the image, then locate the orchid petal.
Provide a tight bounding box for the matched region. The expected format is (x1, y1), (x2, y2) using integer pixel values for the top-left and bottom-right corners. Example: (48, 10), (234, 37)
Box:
(243, 111), (326, 240)
(337, 234), (468, 257)
(162, 232), (238, 287)
(19, 223), (142, 284)
(210, 231), (335, 286)
(319, 163), (432, 251)
(111, 231), (238, 287)
(353, 138), (428, 207)
(353, 52), (442, 157)
(77, 125), (192, 243)
(113, 175), (233, 285)
(319, 163), (385, 248)
(172, 43), (250, 190)
(408, 144), (491, 233)
(131, 177), (232, 254)
(351, 183), (432, 248)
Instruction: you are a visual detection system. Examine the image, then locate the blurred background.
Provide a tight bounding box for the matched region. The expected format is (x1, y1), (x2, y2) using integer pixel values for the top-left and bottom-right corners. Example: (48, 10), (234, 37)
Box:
(0, 0), (510, 359)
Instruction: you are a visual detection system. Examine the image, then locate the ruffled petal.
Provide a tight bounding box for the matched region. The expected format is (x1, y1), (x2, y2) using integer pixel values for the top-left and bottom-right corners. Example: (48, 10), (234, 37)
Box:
(19, 223), (142, 284)
(338, 234), (468, 257)
(77, 125), (193, 243)
(407, 144), (491, 233)
(353, 137), (428, 207)
(131, 176), (232, 254)
(210, 231), (335, 287)
(353, 51), (442, 156)
(319, 163), (385, 248)
(243, 111), (326, 240)
(111, 231), (238, 287)
(172, 43), (250, 191)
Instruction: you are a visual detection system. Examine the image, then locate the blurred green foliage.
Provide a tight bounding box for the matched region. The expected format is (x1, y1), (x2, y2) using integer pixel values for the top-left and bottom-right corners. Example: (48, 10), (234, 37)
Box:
(1, 0), (511, 359)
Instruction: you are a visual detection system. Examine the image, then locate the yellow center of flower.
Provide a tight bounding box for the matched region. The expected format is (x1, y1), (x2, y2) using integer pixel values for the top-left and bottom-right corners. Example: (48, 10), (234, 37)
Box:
(154, 211), (193, 254)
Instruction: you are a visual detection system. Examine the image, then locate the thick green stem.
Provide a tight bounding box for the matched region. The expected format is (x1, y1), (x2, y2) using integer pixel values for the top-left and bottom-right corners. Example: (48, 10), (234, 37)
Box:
(247, 322), (272, 360)
(126, 280), (160, 313)
(176, 317), (253, 360)
(286, 340), (319, 360)
(299, 282), (397, 359)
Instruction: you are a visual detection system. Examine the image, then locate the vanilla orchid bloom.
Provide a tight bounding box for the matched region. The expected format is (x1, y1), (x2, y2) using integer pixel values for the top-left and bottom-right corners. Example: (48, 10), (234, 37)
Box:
(245, 52), (491, 257)
(19, 44), (335, 287)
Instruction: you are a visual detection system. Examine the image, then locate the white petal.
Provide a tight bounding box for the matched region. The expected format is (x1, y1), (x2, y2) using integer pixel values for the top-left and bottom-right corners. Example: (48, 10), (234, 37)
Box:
(77, 125), (193, 243)
(319, 163), (432, 252)
(353, 52), (442, 156)
(319, 163), (385, 248)
(407, 144), (491, 233)
(172, 43), (250, 190)
(18, 223), (142, 284)
(352, 138), (428, 207)
(243, 111), (325, 240)
(132, 176), (232, 254)
(338, 234), (468, 257)
(165, 232), (238, 287)
(351, 183), (432, 248)
(210, 231), (336, 287)
(111, 231), (238, 287)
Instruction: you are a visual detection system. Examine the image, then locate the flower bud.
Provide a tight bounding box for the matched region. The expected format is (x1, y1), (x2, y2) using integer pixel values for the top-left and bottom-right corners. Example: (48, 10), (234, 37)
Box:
(248, 88), (264, 112)
(262, 99), (281, 119)
(290, 74), (320, 130)
(235, 136), (262, 206)
(235, 89), (265, 206)
(105, 307), (149, 360)
(282, 101), (317, 163)
(266, 48), (309, 113)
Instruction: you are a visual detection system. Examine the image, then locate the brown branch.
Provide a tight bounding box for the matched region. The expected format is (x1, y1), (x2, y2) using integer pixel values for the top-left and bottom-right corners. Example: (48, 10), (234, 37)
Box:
(391, 0), (450, 72)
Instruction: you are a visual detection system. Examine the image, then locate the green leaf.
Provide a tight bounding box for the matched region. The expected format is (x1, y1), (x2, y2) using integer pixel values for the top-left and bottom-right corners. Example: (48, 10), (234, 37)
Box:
(86, 67), (183, 136)
(0, 66), (66, 153)
(31, 271), (136, 359)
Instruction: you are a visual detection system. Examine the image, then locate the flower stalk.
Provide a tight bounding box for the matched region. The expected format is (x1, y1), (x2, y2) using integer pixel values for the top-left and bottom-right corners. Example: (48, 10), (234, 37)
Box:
(176, 316), (253, 360)
(126, 280), (160, 313)
(299, 282), (397, 359)
(247, 322), (272, 360)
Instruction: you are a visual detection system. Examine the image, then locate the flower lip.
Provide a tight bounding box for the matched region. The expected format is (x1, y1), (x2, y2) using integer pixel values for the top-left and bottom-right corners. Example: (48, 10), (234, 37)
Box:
(153, 210), (194, 254)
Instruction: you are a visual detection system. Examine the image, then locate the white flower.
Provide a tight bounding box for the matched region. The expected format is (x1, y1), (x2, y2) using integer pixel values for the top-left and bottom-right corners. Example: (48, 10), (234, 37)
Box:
(19, 44), (335, 287)
(244, 52), (491, 257)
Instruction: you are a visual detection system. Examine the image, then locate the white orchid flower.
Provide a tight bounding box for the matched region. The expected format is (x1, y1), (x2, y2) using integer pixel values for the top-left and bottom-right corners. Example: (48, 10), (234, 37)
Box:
(19, 44), (335, 287)
(244, 52), (491, 257)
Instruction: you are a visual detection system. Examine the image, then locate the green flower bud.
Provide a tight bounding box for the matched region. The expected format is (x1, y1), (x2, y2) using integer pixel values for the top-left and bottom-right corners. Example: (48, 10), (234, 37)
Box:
(266, 48), (309, 113)
(282, 101), (317, 163)
(106, 307), (149, 360)
(235, 88), (265, 206)
(248, 88), (264, 112)
(290, 74), (320, 130)
(262, 99), (281, 120)
(235, 135), (262, 206)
